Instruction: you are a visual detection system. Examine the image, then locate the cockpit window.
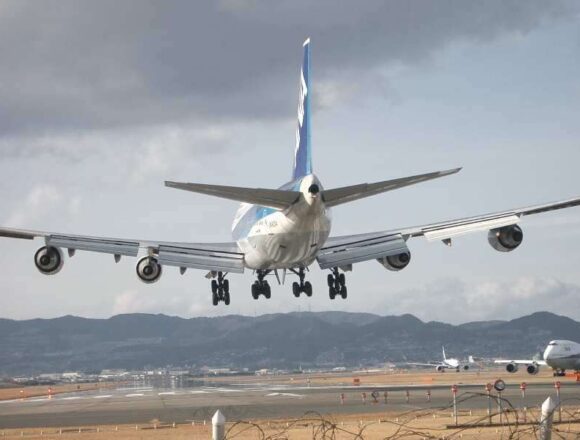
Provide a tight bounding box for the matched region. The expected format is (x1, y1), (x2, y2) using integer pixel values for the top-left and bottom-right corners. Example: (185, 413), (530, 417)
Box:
(548, 342), (558, 346)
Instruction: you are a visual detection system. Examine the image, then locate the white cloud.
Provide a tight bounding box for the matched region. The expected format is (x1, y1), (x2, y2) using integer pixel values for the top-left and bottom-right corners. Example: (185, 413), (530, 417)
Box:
(4, 184), (62, 227)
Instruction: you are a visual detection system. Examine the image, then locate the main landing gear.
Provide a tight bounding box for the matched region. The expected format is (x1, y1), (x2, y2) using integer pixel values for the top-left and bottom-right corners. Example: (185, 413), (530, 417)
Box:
(290, 267), (312, 297)
(211, 271), (230, 306)
(252, 270), (271, 299)
(328, 267), (347, 299)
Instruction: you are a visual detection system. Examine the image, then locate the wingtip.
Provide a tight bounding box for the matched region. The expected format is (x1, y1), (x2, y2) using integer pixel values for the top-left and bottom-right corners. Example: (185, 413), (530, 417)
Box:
(303, 37), (311, 46)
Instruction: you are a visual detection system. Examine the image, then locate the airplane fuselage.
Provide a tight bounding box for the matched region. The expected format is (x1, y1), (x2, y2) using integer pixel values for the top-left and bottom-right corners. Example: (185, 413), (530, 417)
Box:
(233, 174), (332, 270)
(544, 340), (580, 371)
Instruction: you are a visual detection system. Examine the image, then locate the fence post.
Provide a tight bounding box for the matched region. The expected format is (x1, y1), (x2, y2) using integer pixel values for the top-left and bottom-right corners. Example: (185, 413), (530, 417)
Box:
(554, 381), (562, 422)
(212, 410), (226, 440)
(540, 396), (556, 440)
(451, 384), (458, 426)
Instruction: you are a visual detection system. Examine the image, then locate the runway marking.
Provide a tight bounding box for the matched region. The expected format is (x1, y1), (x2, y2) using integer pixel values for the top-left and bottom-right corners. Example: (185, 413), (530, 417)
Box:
(266, 393), (305, 398)
(125, 393), (144, 397)
(117, 387), (153, 391)
(27, 398), (50, 402)
(93, 395), (112, 399)
(189, 390), (209, 394)
(157, 392), (176, 396)
(60, 397), (81, 401)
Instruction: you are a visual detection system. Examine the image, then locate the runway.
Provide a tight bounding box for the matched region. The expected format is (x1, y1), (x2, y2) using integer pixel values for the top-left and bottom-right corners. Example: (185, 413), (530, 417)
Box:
(0, 380), (578, 429)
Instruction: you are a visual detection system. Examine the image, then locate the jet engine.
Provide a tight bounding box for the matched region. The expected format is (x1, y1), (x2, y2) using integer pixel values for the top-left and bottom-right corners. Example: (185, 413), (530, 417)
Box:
(488, 225), (523, 252)
(463, 365), (469, 371)
(377, 251), (411, 271)
(526, 364), (540, 375)
(436, 365), (445, 372)
(505, 362), (519, 373)
(136, 256), (162, 283)
(34, 246), (64, 275)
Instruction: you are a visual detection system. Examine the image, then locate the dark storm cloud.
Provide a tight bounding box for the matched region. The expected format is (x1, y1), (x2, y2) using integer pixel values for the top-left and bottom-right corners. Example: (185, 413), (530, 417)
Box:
(0, 0), (576, 136)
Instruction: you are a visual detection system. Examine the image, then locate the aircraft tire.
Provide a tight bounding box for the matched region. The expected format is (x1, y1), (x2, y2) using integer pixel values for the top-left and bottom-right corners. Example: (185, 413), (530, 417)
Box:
(224, 291), (230, 305)
(211, 280), (218, 294)
(329, 287), (336, 300)
(304, 281), (313, 297)
(340, 286), (347, 299)
(212, 291), (219, 306)
(292, 282), (300, 297)
(327, 274), (334, 287)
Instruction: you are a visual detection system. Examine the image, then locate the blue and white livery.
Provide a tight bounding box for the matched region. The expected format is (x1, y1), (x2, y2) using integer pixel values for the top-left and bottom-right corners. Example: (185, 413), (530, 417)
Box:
(2, 38), (580, 306)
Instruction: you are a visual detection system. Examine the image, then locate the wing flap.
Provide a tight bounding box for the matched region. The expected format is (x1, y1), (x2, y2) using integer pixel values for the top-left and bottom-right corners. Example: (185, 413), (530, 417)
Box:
(48, 235), (140, 257)
(317, 234), (407, 269)
(165, 181), (300, 210)
(158, 244), (244, 273)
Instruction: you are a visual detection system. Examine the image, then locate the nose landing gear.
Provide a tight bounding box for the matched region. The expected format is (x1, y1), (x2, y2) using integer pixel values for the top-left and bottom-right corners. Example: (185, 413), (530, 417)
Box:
(290, 267), (312, 297)
(328, 267), (347, 299)
(251, 270), (271, 299)
(210, 272), (230, 306)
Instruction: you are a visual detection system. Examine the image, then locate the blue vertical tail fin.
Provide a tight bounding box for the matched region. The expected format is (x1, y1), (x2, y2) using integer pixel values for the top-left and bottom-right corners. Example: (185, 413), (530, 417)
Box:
(292, 38), (312, 180)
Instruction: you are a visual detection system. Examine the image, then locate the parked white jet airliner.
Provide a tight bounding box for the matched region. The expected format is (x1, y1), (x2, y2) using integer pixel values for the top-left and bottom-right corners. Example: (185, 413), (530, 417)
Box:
(1, 38), (580, 306)
(409, 347), (476, 372)
(495, 340), (580, 376)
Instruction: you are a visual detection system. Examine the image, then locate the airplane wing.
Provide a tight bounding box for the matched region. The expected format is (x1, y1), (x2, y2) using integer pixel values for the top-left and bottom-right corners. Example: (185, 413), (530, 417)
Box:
(407, 362), (446, 368)
(0, 227), (245, 273)
(494, 359), (547, 366)
(317, 195), (580, 269)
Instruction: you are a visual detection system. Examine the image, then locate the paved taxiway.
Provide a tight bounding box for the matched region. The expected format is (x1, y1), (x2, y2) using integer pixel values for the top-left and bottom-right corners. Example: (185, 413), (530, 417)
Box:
(0, 381), (578, 429)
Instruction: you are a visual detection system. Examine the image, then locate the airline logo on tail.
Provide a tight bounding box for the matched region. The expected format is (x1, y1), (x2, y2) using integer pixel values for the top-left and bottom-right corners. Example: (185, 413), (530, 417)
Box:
(293, 38), (312, 180)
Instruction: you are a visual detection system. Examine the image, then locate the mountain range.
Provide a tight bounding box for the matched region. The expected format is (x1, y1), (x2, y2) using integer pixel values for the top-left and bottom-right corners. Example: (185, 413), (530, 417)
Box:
(0, 311), (579, 375)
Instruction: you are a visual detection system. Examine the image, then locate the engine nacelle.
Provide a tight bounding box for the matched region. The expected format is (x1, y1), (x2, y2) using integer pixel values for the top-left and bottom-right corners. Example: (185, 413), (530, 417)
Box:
(136, 256), (162, 284)
(506, 362), (519, 373)
(34, 246), (64, 275)
(436, 365), (445, 372)
(463, 365), (469, 371)
(377, 251), (411, 271)
(526, 364), (540, 375)
(488, 225), (523, 252)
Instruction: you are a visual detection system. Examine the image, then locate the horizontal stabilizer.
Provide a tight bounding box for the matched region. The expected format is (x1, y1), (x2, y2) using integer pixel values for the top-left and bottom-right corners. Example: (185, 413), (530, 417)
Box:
(321, 168), (461, 207)
(165, 181), (301, 210)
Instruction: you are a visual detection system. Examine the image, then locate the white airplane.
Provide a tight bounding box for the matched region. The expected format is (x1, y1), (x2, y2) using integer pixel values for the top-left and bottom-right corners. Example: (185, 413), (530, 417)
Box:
(1, 38), (580, 306)
(409, 347), (476, 372)
(495, 340), (580, 376)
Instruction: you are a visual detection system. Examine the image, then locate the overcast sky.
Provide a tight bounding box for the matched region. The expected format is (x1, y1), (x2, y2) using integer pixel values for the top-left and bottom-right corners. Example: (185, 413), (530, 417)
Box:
(1, 0), (579, 323)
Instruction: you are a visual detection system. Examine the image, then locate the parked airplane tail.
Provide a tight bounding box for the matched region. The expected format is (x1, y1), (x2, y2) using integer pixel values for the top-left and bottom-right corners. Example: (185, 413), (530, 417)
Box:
(293, 38), (312, 180)
(442, 346), (447, 361)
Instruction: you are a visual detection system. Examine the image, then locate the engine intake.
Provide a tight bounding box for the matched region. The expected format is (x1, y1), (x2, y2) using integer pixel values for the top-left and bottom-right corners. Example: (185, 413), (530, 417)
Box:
(136, 256), (162, 284)
(34, 246), (64, 275)
(526, 364), (539, 375)
(506, 362), (519, 373)
(488, 225), (523, 252)
(377, 251), (411, 271)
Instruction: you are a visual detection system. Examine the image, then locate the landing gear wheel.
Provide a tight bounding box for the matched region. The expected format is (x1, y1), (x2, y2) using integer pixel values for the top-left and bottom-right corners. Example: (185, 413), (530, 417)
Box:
(340, 285), (347, 299)
(264, 282), (271, 299)
(338, 273), (346, 286)
(210, 272), (231, 305)
(292, 282), (300, 297)
(329, 287), (336, 300)
(327, 274), (334, 287)
(304, 281), (313, 297)
(251, 283), (259, 299)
